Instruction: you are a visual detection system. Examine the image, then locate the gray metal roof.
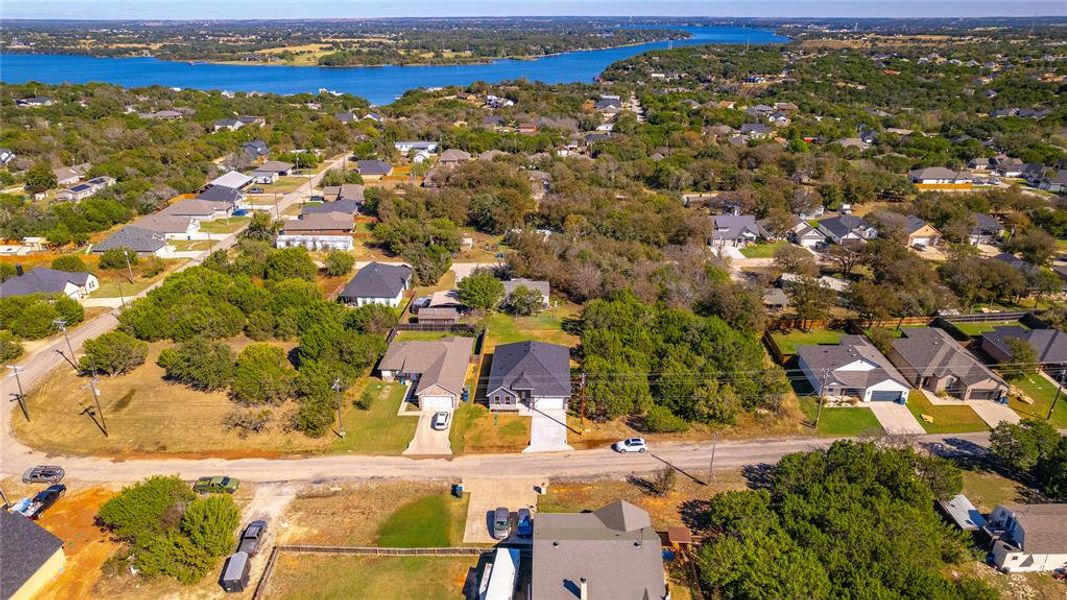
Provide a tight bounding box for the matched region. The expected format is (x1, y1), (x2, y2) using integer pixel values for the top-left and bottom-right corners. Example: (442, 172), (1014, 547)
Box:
(0, 511), (64, 599)
(486, 341), (571, 398)
(93, 226), (166, 253)
(532, 500), (666, 600)
(340, 262), (412, 299)
(0, 267), (91, 298)
(502, 278), (549, 300)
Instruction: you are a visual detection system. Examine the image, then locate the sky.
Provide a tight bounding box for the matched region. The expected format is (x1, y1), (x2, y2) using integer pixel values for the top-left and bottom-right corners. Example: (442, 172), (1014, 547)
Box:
(2, 0), (1066, 20)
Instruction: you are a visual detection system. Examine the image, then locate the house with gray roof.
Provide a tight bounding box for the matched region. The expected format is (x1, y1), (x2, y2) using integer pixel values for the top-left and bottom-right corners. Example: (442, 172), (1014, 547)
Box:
(789, 220), (827, 248)
(531, 500), (668, 600)
(378, 336), (474, 411)
(886, 327), (1007, 401)
(817, 215), (878, 245)
(92, 226), (167, 256)
(338, 262), (412, 307)
(502, 278), (550, 307)
(356, 159), (393, 178)
(1, 511), (66, 600)
(709, 214), (769, 248)
(797, 335), (910, 402)
(133, 213), (201, 239)
(302, 198), (360, 216)
(438, 149), (472, 164)
(968, 214), (1004, 245)
(196, 185), (244, 205)
(0, 267), (99, 300)
(908, 167), (973, 185)
(242, 140), (269, 158)
(988, 504), (1067, 572)
(486, 341), (571, 412)
(322, 184), (365, 203)
(161, 198), (233, 221)
(981, 326), (1067, 375)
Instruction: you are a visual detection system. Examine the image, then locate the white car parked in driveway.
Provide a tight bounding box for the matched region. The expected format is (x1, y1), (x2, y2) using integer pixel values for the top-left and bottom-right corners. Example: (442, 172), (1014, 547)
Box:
(612, 438), (647, 453)
(431, 411), (451, 431)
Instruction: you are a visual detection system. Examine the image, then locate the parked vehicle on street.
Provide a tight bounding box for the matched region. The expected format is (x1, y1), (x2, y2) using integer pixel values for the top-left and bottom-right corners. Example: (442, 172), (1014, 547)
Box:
(492, 507), (511, 540)
(516, 508), (533, 538)
(237, 520), (267, 556)
(193, 476), (240, 494)
(612, 438), (648, 453)
(248, 187), (264, 194)
(15, 484), (66, 519)
(21, 465), (65, 484)
(431, 411), (450, 430)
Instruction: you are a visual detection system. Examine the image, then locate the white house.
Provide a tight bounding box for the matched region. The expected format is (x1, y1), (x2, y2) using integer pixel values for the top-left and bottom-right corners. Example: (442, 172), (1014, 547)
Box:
(394, 141), (439, 155)
(988, 504), (1067, 573)
(796, 335), (910, 402)
(338, 262), (412, 307)
(0, 267), (99, 300)
(275, 213), (354, 251)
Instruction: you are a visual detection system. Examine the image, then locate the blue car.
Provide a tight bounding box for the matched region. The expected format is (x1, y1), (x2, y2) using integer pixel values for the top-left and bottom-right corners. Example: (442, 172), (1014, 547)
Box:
(516, 508), (533, 538)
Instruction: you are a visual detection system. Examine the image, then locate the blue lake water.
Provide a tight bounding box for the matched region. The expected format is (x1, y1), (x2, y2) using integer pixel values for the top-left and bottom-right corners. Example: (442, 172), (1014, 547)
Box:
(0, 26), (787, 105)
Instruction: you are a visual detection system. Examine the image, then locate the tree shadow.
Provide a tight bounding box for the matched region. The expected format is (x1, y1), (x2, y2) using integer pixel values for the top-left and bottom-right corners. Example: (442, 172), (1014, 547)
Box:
(741, 463), (775, 490)
(626, 474), (658, 495)
(679, 498), (715, 533)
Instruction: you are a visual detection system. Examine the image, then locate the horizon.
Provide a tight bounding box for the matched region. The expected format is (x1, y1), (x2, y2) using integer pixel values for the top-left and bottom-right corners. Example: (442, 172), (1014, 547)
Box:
(3, 1), (1067, 20)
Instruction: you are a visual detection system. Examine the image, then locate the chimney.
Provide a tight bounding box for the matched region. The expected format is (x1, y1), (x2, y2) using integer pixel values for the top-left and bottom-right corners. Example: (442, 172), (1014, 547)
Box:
(579, 577), (588, 600)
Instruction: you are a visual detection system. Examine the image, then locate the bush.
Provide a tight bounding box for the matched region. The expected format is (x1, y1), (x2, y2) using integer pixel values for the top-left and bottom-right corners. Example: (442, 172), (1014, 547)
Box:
(324, 250), (355, 277)
(456, 269), (505, 310)
(644, 405), (689, 433)
(142, 256), (166, 278)
(97, 476), (196, 548)
(80, 331), (148, 375)
(223, 408), (272, 437)
(99, 247), (139, 270)
(0, 330), (23, 362)
(50, 255), (90, 272)
(264, 246), (316, 281)
(157, 339), (236, 391)
(649, 466), (677, 496)
(344, 303), (397, 334)
(8, 301), (58, 339)
(180, 495), (240, 557)
(231, 343), (295, 405)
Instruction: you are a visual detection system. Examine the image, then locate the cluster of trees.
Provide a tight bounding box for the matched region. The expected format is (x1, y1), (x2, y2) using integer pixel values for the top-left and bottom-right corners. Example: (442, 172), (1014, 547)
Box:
(695, 441), (994, 600)
(0, 293), (84, 341)
(454, 269), (545, 315)
(97, 476), (239, 584)
(990, 418), (1067, 500)
(578, 293), (788, 428)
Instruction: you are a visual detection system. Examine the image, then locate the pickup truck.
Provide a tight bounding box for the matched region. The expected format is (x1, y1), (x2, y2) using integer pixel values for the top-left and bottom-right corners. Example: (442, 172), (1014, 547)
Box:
(238, 520), (268, 555)
(193, 476), (240, 494)
(15, 484), (66, 519)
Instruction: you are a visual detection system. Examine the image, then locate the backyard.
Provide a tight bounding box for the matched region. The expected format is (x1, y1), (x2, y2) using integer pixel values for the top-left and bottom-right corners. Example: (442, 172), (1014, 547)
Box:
(265, 555), (476, 600)
(905, 391), (989, 434)
(769, 328), (844, 355)
(1009, 372), (1067, 428)
(483, 305), (580, 351)
(197, 216), (250, 234)
(948, 319), (1028, 338)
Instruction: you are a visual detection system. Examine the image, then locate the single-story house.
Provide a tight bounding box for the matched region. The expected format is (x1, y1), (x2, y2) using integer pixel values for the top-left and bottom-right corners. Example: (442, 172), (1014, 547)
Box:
(0, 267), (99, 300)
(817, 215), (878, 245)
(886, 327), (1007, 401)
(160, 198), (233, 221)
(213, 118), (244, 132)
(501, 278), (550, 307)
(208, 171), (253, 190)
(981, 326), (1067, 374)
(140, 109), (184, 120)
(740, 123), (773, 138)
(438, 149), (471, 165)
(242, 140), (269, 158)
(133, 213), (201, 239)
(275, 213), (354, 251)
(0, 511), (66, 600)
(356, 159), (392, 179)
(92, 226), (168, 256)
(197, 185), (245, 205)
(338, 262), (413, 307)
(709, 214), (768, 248)
(53, 164), (90, 186)
(301, 198), (360, 216)
(394, 141), (439, 155)
(987, 504), (1067, 572)
(789, 221), (827, 248)
(1038, 170), (1067, 193)
(486, 341), (571, 412)
(904, 215), (942, 247)
(968, 214), (1004, 245)
(378, 336), (474, 410)
(334, 112), (358, 124)
(779, 273), (850, 295)
(322, 184), (365, 203)
(595, 96), (623, 114)
(428, 289), (465, 310)
(797, 334), (910, 402)
(250, 170), (278, 184)
(257, 160), (294, 177)
(237, 115), (265, 127)
(532, 500), (668, 600)
(762, 287), (790, 311)
(55, 176), (115, 202)
(995, 160), (1025, 178)
(16, 96), (56, 108)
(416, 307), (459, 325)
(908, 167), (973, 188)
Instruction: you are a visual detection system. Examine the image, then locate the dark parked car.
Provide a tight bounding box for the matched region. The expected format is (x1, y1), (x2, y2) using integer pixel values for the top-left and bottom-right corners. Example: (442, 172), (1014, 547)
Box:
(16, 484), (66, 519)
(22, 465), (65, 484)
(237, 520), (267, 556)
(248, 187), (264, 194)
(492, 507), (511, 540)
(193, 476), (240, 494)
(516, 508), (533, 538)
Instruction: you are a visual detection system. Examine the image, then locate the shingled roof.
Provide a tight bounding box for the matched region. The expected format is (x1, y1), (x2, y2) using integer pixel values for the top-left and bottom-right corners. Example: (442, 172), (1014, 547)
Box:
(0, 511), (64, 599)
(0, 267), (92, 297)
(340, 262), (412, 300)
(378, 336), (474, 398)
(890, 327), (1005, 387)
(93, 226), (166, 253)
(487, 341), (571, 398)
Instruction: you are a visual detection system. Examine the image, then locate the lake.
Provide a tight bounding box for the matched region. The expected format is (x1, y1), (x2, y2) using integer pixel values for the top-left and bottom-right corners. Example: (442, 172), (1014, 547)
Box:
(0, 26), (787, 105)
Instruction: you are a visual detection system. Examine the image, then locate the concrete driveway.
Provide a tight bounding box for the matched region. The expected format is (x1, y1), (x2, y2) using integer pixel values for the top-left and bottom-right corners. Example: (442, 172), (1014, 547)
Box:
(868, 402), (926, 435)
(524, 409), (573, 453)
(461, 477), (542, 544)
(968, 401), (1020, 427)
(402, 411), (453, 456)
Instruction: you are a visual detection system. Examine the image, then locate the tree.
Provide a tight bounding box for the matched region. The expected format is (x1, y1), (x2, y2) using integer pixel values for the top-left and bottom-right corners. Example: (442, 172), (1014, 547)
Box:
(990, 418), (1061, 474)
(157, 339), (236, 391)
(1003, 337), (1038, 381)
(180, 495), (240, 558)
(773, 244), (817, 276)
(1034, 436), (1067, 500)
(23, 163), (57, 193)
(50, 255), (90, 272)
(0, 330), (24, 363)
(243, 211), (280, 241)
(787, 277), (832, 330)
(323, 250), (355, 277)
(80, 331), (148, 375)
(231, 343), (296, 405)
(823, 243), (863, 277)
(97, 475), (196, 548)
(344, 303), (397, 334)
(456, 269), (505, 311)
(1004, 228), (1056, 266)
(9, 301), (59, 339)
(264, 247), (316, 281)
(500, 285), (545, 316)
(99, 247), (138, 270)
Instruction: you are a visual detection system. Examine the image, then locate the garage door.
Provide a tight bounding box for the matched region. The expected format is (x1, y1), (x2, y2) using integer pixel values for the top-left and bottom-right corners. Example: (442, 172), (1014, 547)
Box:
(870, 391), (904, 402)
(420, 396), (454, 411)
(912, 237), (931, 246)
(534, 397), (565, 410)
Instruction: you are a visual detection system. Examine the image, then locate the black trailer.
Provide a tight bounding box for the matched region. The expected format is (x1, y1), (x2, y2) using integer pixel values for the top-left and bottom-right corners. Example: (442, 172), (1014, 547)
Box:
(219, 551), (250, 593)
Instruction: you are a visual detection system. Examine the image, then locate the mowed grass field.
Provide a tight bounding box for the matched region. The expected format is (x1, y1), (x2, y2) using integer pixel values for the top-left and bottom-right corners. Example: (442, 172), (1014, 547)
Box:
(770, 328), (844, 355)
(1010, 372), (1067, 428)
(264, 555), (475, 600)
(448, 403), (530, 454)
(905, 391), (988, 434)
(797, 397), (885, 437)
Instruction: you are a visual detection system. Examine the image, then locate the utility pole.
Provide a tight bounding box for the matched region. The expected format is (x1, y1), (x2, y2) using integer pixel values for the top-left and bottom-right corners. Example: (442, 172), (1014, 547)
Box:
(273, 193), (280, 219)
(577, 372), (587, 433)
(7, 365), (28, 421)
(332, 378), (346, 438)
(709, 431), (719, 483)
(1048, 369), (1066, 421)
(814, 368), (830, 428)
(53, 318), (77, 369)
(117, 280), (127, 309)
(85, 376), (108, 436)
(123, 250), (135, 284)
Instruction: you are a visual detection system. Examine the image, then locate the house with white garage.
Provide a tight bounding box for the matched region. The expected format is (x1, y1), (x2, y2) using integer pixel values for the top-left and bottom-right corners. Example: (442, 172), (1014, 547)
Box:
(486, 341), (571, 412)
(797, 335), (910, 402)
(92, 226), (168, 256)
(378, 336), (474, 410)
(789, 221), (827, 249)
(817, 215), (878, 245)
(338, 262), (412, 307)
(987, 504), (1067, 572)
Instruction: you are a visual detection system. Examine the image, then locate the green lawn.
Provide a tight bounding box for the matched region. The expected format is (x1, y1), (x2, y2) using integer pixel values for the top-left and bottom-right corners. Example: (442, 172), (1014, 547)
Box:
(1010, 373), (1067, 428)
(949, 320), (1028, 338)
(393, 330), (462, 342)
(905, 391), (988, 434)
(771, 329), (844, 356)
(269, 555), (475, 600)
(739, 241), (789, 259)
(376, 493), (469, 547)
(449, 403), (531, 454)
(329, 381), (418, 454)
(169, 239), (215, 252)
(92, 277), (156, 299)
(198, 216), (250, 234)
(485, 307), (579, 350)
(961, 470), (1025, 513)
(798, 397), (885, 437)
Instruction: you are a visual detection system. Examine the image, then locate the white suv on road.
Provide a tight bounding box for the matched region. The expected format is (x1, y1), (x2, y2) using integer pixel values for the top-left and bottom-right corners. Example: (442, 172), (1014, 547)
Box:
(612, 438), (647, 453)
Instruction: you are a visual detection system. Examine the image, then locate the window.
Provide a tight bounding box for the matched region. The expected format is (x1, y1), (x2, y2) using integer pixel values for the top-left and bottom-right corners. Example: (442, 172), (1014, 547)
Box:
(493, 396), (500, 404)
